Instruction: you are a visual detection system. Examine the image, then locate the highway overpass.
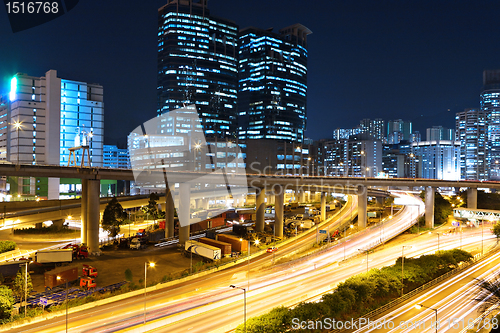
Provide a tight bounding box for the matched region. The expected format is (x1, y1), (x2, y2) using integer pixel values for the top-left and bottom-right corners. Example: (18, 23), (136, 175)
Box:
(0, 163), (491, 254)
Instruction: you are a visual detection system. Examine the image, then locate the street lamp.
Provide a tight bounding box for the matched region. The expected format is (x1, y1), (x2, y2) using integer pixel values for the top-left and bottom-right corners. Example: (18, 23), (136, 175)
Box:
(144, 262), (155, 324)
(229, 285), (247, 333)
(56, 276), (68, 333)
(429, 231), (440, 252)
(23, 261), (28, 316)
(358, 249), (370, 273)
(13, 121), (22, 165)
(401, 246), (412, 296)
(415, 304), (438, 333)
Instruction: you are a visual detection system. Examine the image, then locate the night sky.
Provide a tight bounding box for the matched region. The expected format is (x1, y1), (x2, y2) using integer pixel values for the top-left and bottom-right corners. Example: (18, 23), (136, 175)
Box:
(1, 0), (499, 146)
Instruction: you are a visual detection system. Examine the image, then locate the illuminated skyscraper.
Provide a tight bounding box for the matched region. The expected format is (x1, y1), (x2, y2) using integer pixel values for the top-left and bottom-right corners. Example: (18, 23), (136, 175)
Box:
(481, 70), (500, 180)
(238, 24), (311, 143)
(157, 0), (238, 139)
(0, 69), (104, 199)
(359, 118), (385, 140)
(455, 108), (488, 180)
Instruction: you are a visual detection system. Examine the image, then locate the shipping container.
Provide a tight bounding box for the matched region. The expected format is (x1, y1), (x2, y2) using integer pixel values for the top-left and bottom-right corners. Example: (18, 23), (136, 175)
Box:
(198, 238), (231, 257)
(217, 234), (248, 253)
(185, 240), (221, 261)
(36, 249), (73, 264)
(44, 266), (78, 289)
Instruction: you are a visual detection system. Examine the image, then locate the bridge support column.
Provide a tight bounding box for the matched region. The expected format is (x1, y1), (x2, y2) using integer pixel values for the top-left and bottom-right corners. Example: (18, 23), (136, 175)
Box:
(195, 199), (202, 209)
(256, 188), (265, 232)
(321, 192), (327, 221)
(467, 188), (477, 209)
(357, 186), (367, 229)
(267, 194), (275, 205)
(165, 185), (175, 239)
(81, 179), (88, 245)
(300, 190), (306, 203)
(425, 186), (435, 228)
(87, 179), (101, 255)
(178, 183), (190, 246)
(275, 187), (284, 238)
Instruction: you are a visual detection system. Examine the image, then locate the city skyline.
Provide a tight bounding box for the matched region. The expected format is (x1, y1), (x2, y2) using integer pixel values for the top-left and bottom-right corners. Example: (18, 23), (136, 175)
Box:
(0, 0), (499, 146)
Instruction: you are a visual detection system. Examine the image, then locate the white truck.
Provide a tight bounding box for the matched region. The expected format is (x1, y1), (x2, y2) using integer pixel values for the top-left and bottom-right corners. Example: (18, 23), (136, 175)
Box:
(185, 240), (221, 261)
(300, 221), (315, 229)
(34, 249), (73, 264)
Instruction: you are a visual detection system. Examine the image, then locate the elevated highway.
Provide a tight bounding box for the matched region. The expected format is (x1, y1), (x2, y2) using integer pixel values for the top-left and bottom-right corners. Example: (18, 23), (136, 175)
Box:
(0, 163), (489, 253)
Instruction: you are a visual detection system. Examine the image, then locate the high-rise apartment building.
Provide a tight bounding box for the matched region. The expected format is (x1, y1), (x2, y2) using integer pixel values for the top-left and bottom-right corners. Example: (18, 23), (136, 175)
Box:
(359, 118), (385, 140)
(387, 119), (412, 144)
(426, 126), (454, 141)
(332, 128), (360, 140)
(157, 0), (238, 139)
(238, 25), (311, 143)
(103, 145), (129, 169)
(0, 70), (104, 199)
(481, 70), (500, 180)
(455, 108), (488, 180)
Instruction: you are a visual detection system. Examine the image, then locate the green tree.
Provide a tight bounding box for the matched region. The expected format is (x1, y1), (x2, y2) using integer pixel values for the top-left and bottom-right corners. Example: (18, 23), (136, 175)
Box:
(124, 268), (133, 282)
(12, 266), (33, 301)
(0, 285), (14, 319)
(142, 193), (159, 225)
(493, 222), (500, 240)
(102, 197), (127, 237)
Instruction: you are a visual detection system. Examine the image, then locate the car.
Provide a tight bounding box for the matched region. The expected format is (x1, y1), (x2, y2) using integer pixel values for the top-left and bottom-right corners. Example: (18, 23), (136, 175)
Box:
(266, 246), (278, 253)
(130, 237), (146, 250)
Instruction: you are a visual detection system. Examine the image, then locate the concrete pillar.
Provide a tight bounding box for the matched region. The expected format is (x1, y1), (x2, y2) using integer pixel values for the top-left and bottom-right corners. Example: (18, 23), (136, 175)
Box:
(81, 179), (88, 245)
(87, 179), (101, 255)
(195, 198), (202, 209)
(467, 188), (477, 209)
(376, 197), (384, 207)
(275, 188), (284, 238)
(425, 186), (435, 229)
(300, 191), (306, 203)
(165, 185), (175, 239)
(203, 198), (209, 210)
(256, 188), (265, 232)
(293, 191), (299, 203)
(267, 194), (275, 205)
(357, 185), (367, 229)
(320, 192), (326, 221)
(178, 183), (190, 246)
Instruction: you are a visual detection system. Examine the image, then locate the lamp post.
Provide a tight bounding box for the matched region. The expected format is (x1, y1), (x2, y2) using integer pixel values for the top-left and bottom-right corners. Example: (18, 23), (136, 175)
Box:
(56, 276), (68, 333)
(415, 304), (438, 333)
(13, 121), (22, 165)
(229, 285), (246, 333)
(144, 262), (155, 324)
(401, 246), (412, 296)
(358, 249), (369, 273)
(24, 261), (28, 316)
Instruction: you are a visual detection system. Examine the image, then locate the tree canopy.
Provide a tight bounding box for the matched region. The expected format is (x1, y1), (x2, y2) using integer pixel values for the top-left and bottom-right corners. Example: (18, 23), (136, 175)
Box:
(102, 197), (127, 237)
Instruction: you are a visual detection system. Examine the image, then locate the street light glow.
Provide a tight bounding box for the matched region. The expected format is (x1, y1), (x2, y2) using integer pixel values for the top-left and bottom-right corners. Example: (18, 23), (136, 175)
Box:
(415, 304), (422, 310)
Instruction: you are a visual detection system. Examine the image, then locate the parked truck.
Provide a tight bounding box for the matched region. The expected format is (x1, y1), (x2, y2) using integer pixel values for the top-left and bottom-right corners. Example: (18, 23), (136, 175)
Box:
(185, 240), (221, 261)
(34, 249), (73, 265)
(62, 244), (89, 260)
(198, 237), (232, 257)
(44, 266), (79, 289)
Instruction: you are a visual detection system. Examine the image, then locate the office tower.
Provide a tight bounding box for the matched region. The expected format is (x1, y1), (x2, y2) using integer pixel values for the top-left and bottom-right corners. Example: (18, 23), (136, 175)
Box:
(238, 24), (311, 143)
(321, 134), (381, 177)
(411, 140), (460, 180)
(387, 119), (412, 144)
(482, 70), (500, 180)
(157, 0), (238, 139)
(103, 145), (130, 169)
(426, 126), (454, 141)
(455, 108), (488, 180)
(0, 70), (104, 199)
(359, 118), (385, 140)
(333, 128), (360, 140)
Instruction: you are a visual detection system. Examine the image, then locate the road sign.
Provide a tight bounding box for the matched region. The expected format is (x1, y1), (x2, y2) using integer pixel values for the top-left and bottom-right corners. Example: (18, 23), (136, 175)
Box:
(39, 297), (48, 306)
(319, 230), (327, 234)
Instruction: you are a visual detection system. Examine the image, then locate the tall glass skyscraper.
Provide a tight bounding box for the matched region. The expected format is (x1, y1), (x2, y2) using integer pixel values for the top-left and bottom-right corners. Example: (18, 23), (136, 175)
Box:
(481, 70), (500, 180)
(238, 24), (311, 143)
(455, 108), (488, 180)
(157, 0), (238, 139)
